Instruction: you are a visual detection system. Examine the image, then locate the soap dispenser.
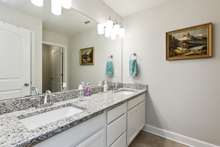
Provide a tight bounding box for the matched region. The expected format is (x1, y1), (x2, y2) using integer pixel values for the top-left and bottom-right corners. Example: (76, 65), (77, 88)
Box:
(78, 82), (84, 97)
(84, 83), (92, 96)
(103, 80), (108, 92)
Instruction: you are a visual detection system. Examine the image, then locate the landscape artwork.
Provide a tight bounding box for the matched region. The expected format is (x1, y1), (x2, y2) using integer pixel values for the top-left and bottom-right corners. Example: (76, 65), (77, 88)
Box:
(166, 23), (213, 60)
(80, 47), (94, 65)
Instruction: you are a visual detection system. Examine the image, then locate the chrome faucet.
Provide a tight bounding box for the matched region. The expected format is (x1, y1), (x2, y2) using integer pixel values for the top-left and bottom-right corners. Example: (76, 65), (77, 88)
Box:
(43, 90), (55, 104)
(113, 82), (119, 92)
(31, 87), (40, 96)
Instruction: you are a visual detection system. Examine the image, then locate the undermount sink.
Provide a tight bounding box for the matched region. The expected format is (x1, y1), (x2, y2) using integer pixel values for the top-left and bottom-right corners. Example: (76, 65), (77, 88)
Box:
(19, 105), (83, 130)
(114, 88), (137, 95)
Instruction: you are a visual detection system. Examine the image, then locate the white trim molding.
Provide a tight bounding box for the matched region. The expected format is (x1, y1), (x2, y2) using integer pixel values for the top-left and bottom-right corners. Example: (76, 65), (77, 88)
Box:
(143, 124), (220, 147)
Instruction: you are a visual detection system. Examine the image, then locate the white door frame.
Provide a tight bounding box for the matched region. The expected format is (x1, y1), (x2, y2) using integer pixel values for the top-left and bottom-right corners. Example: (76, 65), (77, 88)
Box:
(42, 41), (68, 90)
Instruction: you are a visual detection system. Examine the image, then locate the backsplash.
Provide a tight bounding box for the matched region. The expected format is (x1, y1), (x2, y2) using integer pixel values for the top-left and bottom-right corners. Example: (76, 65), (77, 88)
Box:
(0, 83), (147, 115)
(108, 82), (148, 90)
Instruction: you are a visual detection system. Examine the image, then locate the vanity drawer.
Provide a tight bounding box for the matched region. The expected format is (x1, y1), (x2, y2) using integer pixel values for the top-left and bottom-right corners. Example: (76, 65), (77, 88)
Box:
(76, 128), (106, 147)
(110, 132), (126, 147)
(128, 94), (145, 110)
(107, 114), (126, 146)
(34, 113), (106, 147)
(107, 103), (127, 124)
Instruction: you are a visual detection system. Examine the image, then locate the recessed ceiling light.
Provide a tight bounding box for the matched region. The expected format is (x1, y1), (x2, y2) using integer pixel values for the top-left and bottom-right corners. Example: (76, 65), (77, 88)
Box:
(84, 20), (91, 25)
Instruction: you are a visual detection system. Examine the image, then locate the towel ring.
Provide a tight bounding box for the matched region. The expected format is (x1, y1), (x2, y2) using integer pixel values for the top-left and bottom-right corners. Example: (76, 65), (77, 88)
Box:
(129, 53), (137, 59)
(108, 55), (113, 59)
(107, 55), (113, 61)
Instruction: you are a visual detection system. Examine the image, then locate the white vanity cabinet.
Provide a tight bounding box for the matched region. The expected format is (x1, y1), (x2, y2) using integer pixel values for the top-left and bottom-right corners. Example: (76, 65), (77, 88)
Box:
(106, 93), (145, 147)
(127, 94), (146, 145)
(110, 133), (126, 147)
(76, 128), (106, 147)
(107, 103), (127, 147)
(34, 113), (106, 147)
(34, 93), (146, 147)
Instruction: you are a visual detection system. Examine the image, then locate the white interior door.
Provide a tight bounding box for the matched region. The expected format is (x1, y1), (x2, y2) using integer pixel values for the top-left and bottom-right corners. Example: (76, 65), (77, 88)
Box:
(0, 21), (31, 99)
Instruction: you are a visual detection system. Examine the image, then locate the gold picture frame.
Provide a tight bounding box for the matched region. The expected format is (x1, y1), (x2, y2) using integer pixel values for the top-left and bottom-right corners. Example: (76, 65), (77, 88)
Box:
(80, 47), (94, 65)
(166, 23), (213, 60)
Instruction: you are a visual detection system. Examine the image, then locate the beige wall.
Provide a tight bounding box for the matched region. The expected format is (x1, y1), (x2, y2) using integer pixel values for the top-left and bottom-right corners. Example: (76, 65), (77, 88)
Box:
(123, 0), (220, 145)
(0, 4), (42, 92)
(69, 28), (122, 89)
(43, 30), (69, 47)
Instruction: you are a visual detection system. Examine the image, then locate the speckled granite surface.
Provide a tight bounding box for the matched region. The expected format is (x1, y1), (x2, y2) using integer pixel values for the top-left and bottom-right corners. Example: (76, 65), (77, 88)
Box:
(0, 86), (103, 115)
(0, 84), (147, 147)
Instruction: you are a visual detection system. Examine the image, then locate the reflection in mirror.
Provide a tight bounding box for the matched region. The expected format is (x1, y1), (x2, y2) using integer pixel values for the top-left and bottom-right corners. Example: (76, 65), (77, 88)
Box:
(42, 44), (64, 93)
(0, 0), (122, 100)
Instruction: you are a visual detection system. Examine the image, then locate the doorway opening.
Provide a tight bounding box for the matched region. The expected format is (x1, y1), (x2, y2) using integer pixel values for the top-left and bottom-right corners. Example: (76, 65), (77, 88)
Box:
(42, 44), (64, 93)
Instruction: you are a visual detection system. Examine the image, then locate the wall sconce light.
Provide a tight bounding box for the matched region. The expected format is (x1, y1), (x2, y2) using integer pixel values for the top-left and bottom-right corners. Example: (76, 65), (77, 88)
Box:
(31, 0), (44, 7)
(97, 19), (125, 40)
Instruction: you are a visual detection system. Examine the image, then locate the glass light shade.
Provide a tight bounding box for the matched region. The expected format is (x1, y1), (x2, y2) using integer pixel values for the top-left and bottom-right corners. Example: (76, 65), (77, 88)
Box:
(97, 23), (105, 35)
(62, 0), (72, 9)
(51, 0), (62, 15)
(110, 31), (116, 40)
(113, 24), (120, 38)
(105, 28), (111, 38)
(105, 20), (113, 38)
(119, 27), (125, 38)
(31, 0), (44, 7)
(113, 24), (120, 33)
(106, 20), (113, 29)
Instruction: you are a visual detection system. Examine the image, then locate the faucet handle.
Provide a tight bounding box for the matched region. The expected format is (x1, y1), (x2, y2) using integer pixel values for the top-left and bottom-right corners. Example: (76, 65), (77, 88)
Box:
(31, 87), (40, 95)
(45, 90), (52, 94)
(45, 90), (56, 98)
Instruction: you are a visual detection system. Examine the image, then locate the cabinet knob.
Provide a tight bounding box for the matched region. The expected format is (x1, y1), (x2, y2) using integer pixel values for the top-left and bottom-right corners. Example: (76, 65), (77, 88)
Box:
(24, 83), (30, 87)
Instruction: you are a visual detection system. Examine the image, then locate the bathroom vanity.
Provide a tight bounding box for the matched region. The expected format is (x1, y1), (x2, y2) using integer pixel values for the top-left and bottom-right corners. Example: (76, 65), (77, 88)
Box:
(35, 92), (145, 147)
(0, 85), (147, 147)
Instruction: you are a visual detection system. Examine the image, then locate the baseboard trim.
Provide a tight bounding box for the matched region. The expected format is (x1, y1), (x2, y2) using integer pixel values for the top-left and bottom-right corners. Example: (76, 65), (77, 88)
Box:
(143, 124), (219, 147)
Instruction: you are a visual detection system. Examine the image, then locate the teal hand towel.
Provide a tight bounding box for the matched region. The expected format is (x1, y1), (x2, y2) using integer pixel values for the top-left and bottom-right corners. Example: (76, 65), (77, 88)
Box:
(106, 61), (114, 77)
(129, 59), (138, 78)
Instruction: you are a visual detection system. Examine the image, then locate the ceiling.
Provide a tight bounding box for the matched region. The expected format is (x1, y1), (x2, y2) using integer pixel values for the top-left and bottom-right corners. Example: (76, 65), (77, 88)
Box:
(103, 0), (170, 17)
(0, 0), (96, 36)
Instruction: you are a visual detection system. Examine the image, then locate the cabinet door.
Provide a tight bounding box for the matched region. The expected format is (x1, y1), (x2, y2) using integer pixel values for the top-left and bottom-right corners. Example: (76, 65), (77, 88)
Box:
(34, 113), (105, 147)
(107, 114), (126, 146)
(76, 128), (106, 147)
(110, 133), (126, 147)
(127, 102), (145, 145)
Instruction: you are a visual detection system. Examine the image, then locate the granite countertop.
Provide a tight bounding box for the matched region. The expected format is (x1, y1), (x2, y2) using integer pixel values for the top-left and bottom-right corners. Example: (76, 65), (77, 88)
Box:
(0, 88), (147, 147)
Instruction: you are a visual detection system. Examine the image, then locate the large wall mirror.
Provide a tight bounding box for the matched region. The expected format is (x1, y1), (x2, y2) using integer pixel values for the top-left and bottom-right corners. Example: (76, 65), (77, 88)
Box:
(0, 0), (123, 100)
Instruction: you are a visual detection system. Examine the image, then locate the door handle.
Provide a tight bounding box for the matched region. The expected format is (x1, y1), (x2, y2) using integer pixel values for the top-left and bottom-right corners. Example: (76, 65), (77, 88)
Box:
(24, 83), (30, 87)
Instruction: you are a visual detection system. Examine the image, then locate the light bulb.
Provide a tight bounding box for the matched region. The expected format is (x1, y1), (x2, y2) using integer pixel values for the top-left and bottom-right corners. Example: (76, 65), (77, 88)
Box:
(51, 0), (62, 15)
(105, 20), (113, 38)
(105, 27), (111, 38)
(31, 0), (44, 7)
(111, 31), (116, 40)
(119, 27), (125, 38)
(62, 0), (72, 9)
(97, 23), (105, 35)
(113, 24), (120, 37)
(106, 20), (113, 29)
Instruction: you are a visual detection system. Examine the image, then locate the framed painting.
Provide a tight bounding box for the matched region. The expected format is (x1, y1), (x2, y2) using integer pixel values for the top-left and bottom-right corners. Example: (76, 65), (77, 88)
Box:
(166, 23), (213, 60)
(80, 47), (94, 65)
